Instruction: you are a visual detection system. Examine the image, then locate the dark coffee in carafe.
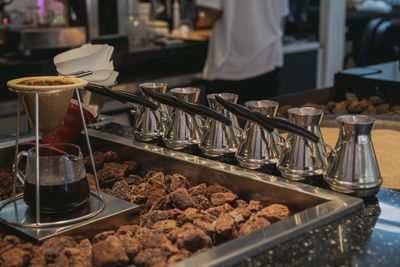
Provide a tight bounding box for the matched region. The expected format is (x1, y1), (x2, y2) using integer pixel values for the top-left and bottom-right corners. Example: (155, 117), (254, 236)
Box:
(24, 178), (90, 211)
(15, 143), (90, 213)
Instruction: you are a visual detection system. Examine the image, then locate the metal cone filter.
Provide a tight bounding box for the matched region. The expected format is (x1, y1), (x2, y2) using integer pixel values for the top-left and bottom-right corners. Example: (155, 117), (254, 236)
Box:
(7, 76), (88, 137)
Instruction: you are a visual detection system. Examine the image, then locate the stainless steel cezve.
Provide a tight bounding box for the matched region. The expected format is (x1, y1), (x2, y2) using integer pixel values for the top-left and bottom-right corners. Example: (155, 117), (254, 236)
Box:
(199, 93), (240, 157)
(324, 115), (383, 197)
(163, 87), (202, 149)
(133, 82), (168, 141)
(235, 100), (280, 169)
(277, 107), (328, 180)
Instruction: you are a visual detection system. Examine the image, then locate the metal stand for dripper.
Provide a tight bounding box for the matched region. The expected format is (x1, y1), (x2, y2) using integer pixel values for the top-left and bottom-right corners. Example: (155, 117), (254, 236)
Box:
(0, 87), (104, 228)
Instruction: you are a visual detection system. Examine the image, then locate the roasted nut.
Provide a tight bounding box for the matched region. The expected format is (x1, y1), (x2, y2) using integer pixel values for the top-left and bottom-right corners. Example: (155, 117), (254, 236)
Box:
(333, 101), (348, 114)
(205, 184), (231, 199)
(256, 204), (290, 222)
(92, 236), (129, 267)
(213, 214), (238, 237)
(111, 180), (131, 201)
(169, 174), (190, 192)
(151, 220), (178, 234)
(97, 162), (128, 187)
(169, 188), (195, 210)
(210, 192), (238, 206)
(122, 161), (139, 175)
(84, 151), (104, 171)
(92, 231), (115, 244)
(345, 92), (359, 102)
(103, 151), (118, 163)
(376, 103), (390, 114)
(0, 247), (32, 267)
(206, 203), (234, 217)
(172, 224), (213, 252)
(369, 96), (383, 106)
(239, 216), (271, 236)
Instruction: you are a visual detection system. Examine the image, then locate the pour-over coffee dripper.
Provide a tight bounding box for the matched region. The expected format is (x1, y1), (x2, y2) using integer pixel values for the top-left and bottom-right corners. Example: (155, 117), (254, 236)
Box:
(4, 76), (106, 228)
(8, 76), (87, 137)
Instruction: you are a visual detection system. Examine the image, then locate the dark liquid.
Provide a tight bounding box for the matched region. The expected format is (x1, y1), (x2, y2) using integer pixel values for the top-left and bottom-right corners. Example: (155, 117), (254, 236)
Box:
(24, 178), (90, 212)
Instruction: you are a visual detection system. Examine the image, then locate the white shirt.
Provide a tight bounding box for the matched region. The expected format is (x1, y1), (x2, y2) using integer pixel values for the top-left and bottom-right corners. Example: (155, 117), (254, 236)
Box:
(197, 0), (289, 80)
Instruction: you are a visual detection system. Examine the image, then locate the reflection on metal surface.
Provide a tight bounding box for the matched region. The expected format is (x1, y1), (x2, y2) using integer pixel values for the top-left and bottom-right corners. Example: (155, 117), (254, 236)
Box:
(338, 224), (345, 253)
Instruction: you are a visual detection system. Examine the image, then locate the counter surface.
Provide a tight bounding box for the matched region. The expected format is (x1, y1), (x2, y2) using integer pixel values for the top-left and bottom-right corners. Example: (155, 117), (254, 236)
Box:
(235, 188), (400, 267)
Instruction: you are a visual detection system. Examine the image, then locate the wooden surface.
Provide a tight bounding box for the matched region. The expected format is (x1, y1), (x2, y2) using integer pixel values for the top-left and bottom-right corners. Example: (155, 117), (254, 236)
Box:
(321, 128), (400, 189)
(166, 30), (212, 41)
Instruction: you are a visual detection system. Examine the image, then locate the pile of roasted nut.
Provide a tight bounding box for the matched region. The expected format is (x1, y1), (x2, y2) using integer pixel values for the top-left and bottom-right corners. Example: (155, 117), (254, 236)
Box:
(0, 151), (290, 267)
(0, 170), (23, 200)
(277, 93), (400, 117)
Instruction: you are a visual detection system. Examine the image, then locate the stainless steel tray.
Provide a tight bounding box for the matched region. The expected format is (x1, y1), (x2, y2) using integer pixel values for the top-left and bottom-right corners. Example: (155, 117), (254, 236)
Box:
(83, 126), (363, 267)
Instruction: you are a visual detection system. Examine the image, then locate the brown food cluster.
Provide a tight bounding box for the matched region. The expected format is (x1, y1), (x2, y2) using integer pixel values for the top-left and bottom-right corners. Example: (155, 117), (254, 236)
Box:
(0, 170), (23, 200)
(0, 151), (291, 266)
(276, 93), (400, 117)
(17, 79), (74, 86)
(0, 235), (92, 267)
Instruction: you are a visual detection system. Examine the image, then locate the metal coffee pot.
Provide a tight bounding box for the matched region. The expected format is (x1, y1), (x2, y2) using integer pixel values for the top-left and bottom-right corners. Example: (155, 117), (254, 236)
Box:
(215, 97), (321, 172)
(198, 93), (241, 157)
(276, 107), (329, 180)
(324, 115), (382, 197)
(133, 82), (168, 142)
(142, 87), (230, 151)
(162, 87), (202, 149)
(235, 100), (280, 169)
(215, 98), (382, 197)
(254, 110), (382, 197)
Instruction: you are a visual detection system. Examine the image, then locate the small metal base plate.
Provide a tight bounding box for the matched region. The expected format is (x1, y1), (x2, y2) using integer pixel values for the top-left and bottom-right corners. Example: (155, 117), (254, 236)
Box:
(0, 193), (140, 243)
(324, 176), (383, 198)
(278, 165), (324, 181)
(0, 192), (105, 228)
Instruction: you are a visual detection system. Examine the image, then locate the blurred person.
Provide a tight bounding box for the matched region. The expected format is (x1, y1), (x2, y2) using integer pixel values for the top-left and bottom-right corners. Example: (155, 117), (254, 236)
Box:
(196, 0), (289, 103)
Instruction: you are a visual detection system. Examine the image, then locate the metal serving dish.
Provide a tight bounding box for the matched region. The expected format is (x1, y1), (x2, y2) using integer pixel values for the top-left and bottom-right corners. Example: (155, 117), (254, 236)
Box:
(82, 125), (363, 266)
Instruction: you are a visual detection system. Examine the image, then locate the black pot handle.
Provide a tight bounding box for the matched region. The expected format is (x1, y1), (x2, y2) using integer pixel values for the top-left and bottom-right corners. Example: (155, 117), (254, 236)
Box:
(141, 86), (179, 106)
(215, 95), (274, 132)
(85, 84), (158, 110)
(253, 112), (320, 143)
(173, 97), (232, 126)
(111, 90), (159, 110)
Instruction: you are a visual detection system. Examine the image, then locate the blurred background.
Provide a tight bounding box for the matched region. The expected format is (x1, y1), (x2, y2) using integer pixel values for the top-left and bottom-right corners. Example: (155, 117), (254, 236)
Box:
(0, 0), (399, 133)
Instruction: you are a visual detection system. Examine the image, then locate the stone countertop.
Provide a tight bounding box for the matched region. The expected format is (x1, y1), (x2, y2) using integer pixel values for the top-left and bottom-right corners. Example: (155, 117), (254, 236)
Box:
(235, 188), (400, 267)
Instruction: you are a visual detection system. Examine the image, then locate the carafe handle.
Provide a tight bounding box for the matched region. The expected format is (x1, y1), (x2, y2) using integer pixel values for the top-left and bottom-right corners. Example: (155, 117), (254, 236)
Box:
(12, 151), (28, 185)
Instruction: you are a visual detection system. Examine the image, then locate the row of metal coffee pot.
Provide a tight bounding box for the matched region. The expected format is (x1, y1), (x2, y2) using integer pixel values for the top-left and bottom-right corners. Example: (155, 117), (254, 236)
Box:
(216, 97), (382, 198)
(129, 83), (382, 197)
(131, 83), (240, 155)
